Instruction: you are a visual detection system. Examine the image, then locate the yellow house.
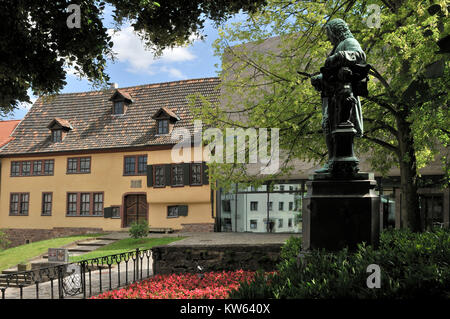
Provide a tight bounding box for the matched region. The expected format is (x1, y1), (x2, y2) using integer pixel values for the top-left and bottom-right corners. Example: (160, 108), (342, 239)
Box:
(0, 78), (220, 246)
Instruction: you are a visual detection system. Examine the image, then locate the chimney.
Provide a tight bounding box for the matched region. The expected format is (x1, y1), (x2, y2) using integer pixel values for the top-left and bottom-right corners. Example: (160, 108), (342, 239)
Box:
(110, 83), (118, 89)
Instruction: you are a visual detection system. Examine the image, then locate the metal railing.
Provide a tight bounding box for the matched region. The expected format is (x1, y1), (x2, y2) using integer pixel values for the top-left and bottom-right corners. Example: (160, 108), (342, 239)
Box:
(0, 248), (152, 299)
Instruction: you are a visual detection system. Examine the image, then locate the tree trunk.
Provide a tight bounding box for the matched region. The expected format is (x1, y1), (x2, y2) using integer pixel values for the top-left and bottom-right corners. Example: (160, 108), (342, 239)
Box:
(396, 114), (422, 231)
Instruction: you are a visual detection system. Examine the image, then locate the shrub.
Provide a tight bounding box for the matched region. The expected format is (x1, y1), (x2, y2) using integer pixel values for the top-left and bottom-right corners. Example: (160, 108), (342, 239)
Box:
(0, 230), (11, 250)
(129, 220), (149, 239)
(230, 229), (450, 299)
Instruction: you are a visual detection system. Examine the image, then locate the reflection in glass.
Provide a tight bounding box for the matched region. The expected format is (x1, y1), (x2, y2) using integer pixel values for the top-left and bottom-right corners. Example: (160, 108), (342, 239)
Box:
(220, 182), (303, 233)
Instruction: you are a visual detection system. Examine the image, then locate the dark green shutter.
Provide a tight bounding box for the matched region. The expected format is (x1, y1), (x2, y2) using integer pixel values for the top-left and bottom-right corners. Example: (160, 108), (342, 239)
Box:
(183, 163), (190, 186)
(202, 162), (209, 185)
(146, 165), (153, 187)
(165, 164), (172, 186)
(104, 207), (112, 218)
(178, 205), (188, 216)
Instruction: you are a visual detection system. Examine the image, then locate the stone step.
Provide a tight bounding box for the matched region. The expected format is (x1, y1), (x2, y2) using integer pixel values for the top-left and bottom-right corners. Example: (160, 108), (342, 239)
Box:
(0, 273), (28, 278)
(95, 235), (124, 241)
(0, 274), (32, 287)
(0, 282), (30, 288)
(149, 228), (174, 233)
(68, 246), (103, 253)
(75, 240), (114, 247)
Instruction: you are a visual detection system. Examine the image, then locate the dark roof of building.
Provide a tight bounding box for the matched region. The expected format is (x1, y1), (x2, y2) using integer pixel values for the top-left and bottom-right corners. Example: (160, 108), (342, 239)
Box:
(152, 107), (181, 121)
(0, 77), (220, 156)
(47, 117), (73, 130)
(0, 120), (21, 148)
(109, 89), (133, 102)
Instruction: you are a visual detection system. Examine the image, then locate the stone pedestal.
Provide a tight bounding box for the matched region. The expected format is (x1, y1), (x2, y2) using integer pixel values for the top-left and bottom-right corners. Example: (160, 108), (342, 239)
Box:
(329, 124), (359, 177)
(302, 172), (380, 251)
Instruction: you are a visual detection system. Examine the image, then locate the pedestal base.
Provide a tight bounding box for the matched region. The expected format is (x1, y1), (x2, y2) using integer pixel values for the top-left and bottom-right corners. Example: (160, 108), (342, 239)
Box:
(302, 173), (380, 251)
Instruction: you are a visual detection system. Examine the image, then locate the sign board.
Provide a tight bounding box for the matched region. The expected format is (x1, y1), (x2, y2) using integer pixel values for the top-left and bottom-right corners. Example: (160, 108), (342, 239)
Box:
(48, 248), (69, 262)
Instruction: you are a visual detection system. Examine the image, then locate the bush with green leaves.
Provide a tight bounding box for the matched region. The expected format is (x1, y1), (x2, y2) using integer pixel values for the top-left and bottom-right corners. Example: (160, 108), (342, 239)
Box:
(128, 220), (149, 239)
(0, 230), (11, 250)
(230, 229), (450, 299)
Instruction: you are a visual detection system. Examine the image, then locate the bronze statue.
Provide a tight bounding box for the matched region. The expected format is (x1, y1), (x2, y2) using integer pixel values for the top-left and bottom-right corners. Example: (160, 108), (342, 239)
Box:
(310, 18), (369, 176)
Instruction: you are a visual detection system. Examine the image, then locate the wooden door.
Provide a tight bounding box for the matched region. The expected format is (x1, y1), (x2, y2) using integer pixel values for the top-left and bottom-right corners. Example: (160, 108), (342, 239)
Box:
(125, 194), (148, 227)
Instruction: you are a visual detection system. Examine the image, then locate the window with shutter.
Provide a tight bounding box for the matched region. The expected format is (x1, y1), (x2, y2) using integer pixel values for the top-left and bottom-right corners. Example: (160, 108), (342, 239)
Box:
(191, 163), (202, 185)
(154, 165), (166, 187)
(164, 164), (172, 186)
(202, 162), (209, 185)
(167, 206), (178, 218)
(183, 163), (190, 185)
(172, 164), (184, 186)
(111, 207), (120, 218)
(147, 165), (153, 187)
(178, 205), (188, 216)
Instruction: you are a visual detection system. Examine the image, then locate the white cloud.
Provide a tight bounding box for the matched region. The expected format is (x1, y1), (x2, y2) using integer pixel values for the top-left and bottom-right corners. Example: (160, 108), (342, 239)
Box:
(160, 66), (186, 79)
(108, 26), (197, 78)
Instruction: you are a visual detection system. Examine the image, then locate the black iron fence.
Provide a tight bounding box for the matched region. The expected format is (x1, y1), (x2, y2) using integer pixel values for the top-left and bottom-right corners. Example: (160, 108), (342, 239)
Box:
(0, 248), (152, 299)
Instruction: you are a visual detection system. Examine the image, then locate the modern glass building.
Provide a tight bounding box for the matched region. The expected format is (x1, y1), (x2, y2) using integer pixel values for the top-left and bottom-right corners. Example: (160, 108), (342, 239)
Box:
(215, 175), (449, 233)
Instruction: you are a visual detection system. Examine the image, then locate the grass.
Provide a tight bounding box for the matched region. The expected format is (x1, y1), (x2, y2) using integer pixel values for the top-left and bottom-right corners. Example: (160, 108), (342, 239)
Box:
(0, 233), (105, 271)
(69, 237), (185, 263)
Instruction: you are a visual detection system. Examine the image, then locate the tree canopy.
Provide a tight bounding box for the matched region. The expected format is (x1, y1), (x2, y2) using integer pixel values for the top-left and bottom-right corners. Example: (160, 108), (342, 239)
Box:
(192, 0), (449, 231)
(0, 0), (266, 113)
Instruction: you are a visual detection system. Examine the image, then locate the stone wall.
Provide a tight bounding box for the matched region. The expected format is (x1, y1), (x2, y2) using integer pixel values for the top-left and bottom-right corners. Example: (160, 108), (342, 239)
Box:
(152, 244), (282, 274)
(180, 223), (214, 232)
(2, 227), (104, 248)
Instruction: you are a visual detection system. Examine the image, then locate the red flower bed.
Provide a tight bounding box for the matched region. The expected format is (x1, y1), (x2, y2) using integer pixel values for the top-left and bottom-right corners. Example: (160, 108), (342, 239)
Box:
(91, 270), (265, 299)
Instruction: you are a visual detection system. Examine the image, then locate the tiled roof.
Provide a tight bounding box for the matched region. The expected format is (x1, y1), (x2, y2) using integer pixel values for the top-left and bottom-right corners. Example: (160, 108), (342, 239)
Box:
(0, 77), (220, 156)
(0, 120), (21, 148)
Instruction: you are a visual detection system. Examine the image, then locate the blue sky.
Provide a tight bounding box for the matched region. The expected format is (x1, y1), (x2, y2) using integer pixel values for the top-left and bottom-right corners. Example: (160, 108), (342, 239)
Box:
(6, 6), (239, 120)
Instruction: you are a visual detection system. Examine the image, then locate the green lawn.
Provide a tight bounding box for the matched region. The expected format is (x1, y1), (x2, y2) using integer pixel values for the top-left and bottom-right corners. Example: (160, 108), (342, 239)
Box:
(69, 237), (185, 263)
(0, 233), (105, 271)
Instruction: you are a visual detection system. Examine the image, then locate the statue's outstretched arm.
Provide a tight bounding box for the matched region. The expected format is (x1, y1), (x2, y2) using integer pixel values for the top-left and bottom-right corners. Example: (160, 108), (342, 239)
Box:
(310, 73), (323, 91)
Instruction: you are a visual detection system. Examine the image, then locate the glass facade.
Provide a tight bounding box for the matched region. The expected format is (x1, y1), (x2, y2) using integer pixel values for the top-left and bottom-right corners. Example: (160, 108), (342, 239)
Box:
(218, 181), (304, 233)
(380, 188), (396, 229)
(218, 176), (448, 233)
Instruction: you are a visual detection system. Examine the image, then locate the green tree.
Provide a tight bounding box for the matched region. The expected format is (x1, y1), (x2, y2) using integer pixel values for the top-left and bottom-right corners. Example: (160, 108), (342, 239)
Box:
(0, 0), (266, 112)
(193, 0), (449, 231)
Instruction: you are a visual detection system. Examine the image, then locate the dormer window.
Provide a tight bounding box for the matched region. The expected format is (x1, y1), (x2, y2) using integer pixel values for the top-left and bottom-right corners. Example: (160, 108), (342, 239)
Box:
(113, 101), (124, 115)
(157, 119), (169, 134)
(109, 89), (133, 116)
(52, 129), (62, 142)
(152, 107), (180, 135)
(47, 118), (72, 143)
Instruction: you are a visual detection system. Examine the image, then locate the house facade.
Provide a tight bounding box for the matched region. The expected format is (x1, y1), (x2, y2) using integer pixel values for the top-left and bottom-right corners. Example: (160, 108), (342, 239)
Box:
(0, 78), (219, 247)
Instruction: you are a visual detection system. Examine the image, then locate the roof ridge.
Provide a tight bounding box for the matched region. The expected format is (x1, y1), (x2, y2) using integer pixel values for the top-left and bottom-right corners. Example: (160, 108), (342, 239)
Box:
(36, 76), (221, 98)
(0, 119), (22, 123)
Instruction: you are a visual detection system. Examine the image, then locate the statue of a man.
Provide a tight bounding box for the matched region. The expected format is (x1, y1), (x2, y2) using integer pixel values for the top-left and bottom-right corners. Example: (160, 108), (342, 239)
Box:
(311, 19), (368, 174)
